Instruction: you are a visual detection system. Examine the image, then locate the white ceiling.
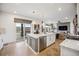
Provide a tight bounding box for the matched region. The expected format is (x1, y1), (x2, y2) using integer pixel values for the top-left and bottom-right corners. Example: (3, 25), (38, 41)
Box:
(0, 3), (77, 22)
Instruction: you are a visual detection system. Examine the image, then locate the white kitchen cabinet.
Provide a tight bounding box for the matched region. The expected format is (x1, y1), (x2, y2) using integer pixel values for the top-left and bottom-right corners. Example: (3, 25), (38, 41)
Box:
(0, 36), (3, 50)
(60, 46), (79, 56)
(47, 35), (51, 46)
(60, 39), (79, 56)
(47, 33), (55, 47)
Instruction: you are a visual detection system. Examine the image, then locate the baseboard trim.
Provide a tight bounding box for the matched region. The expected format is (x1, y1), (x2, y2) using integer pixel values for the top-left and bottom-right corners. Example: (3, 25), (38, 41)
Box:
(4, 40), (25, 46)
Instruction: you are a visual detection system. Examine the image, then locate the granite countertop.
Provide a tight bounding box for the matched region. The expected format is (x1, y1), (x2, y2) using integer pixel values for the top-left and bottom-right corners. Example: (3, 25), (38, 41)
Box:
(27, 33), (46, 38)
(27, 32), (55, 39)
(60, 39), (79, 51)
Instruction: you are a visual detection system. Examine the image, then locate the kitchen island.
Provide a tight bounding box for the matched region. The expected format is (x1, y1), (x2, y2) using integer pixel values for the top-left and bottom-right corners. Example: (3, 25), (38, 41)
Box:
(60, 39), (79, 56)
(26, 33), (56, 54)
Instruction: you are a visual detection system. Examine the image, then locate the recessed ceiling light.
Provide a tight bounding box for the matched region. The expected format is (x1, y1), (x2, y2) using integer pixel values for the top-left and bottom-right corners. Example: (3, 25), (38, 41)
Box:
(14, 11), (16, 13)
(33, 10), (35, 13)
(65, 17), (68, 19)
(58, 8), (62, 11)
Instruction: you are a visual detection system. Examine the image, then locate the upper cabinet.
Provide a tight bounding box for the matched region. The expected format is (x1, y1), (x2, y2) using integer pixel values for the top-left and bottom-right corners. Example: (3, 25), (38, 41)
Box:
(33, 24), (40, 34)
(31, 20), (42, 34)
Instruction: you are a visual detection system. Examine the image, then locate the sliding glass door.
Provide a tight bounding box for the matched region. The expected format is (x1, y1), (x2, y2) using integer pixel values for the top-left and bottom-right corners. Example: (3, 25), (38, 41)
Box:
(16, 23), (31, 41)
(16, 23), (24, 41)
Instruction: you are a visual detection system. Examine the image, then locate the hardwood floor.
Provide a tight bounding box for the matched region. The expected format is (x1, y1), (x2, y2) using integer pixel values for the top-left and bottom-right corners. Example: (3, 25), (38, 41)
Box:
(0, 39), (64, 56)
(37, 39), (64, 56)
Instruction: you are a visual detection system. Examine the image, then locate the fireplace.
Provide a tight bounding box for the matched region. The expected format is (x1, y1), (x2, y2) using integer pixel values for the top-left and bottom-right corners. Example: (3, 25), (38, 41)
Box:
(57, 22), (70, 33)
(58, 26), (68, 31)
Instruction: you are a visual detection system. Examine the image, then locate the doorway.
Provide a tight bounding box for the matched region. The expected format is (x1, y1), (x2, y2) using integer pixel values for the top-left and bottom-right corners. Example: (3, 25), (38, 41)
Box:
(16, 23), (31, 42)
(16, 23), (24, 41)
(14, 18), (32, 42)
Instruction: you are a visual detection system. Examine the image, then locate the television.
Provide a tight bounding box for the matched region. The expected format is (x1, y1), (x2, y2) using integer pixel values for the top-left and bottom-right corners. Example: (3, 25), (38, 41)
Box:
(58, 26), (67, 31)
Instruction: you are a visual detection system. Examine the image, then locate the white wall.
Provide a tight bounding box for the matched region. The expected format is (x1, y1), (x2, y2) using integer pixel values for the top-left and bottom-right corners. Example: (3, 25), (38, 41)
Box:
(77, 4), (79, 27)
(0, 11), (32, 44)
(0, 12), (16, 44)
(77, 4), (79, 32)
